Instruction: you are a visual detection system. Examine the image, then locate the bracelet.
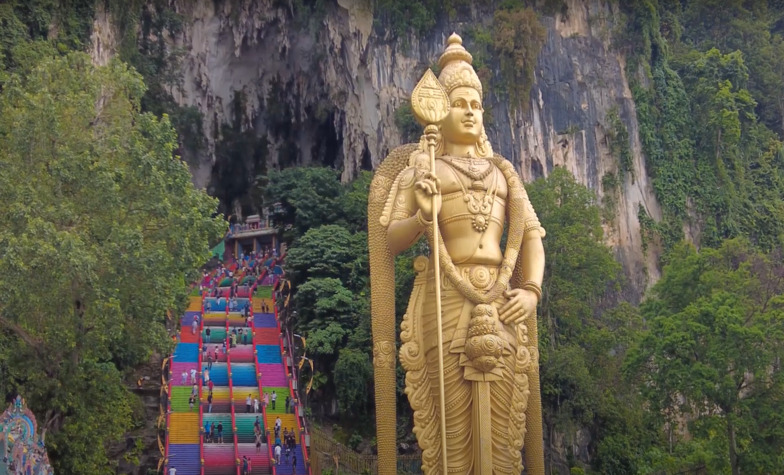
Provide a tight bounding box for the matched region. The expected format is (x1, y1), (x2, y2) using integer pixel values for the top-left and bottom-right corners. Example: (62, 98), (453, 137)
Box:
(415, 209), (432, 228)
(521, 280), (542, 301)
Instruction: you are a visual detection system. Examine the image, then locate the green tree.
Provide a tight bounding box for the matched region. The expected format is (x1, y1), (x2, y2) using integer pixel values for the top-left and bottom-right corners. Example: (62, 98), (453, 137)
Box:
(285, 225), (368, 288)
(626, 239), (784, 474)
(263, 167), (345, 238)
(0, 52), (224, 472)
(333, 348), (373, 415)
(527, 168), (651, 473)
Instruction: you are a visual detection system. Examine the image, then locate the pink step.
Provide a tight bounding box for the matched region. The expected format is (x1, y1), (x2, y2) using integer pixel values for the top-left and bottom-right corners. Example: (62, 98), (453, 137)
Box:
(258, 364), (288, 387)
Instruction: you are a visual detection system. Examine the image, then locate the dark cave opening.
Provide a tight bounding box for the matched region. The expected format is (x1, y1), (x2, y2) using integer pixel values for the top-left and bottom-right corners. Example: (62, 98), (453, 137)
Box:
(310, 109), (342, 169)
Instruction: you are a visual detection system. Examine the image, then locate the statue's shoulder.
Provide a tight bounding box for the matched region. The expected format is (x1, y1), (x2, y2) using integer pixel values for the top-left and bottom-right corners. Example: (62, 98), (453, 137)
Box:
(371, 143), (426, 226)
(375, 143), (423, 179)
(489, 153), (516, 173)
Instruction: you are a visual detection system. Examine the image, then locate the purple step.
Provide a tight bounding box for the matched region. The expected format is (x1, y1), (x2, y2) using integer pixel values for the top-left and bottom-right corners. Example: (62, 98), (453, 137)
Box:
(258, 364), (288, 387)
(181, 311), (201, 326)
(254, 313), (277, 328)
(168, 443), (200, 475)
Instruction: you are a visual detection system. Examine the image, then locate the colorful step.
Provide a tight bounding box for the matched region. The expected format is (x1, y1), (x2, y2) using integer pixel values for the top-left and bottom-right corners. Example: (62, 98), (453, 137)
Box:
(205, 363), (229, 385)
(254, 287), (272, 299)
(237, 443), (272, 475)
(258, 364), (287, 387)
(173, 343), (199, 363)
(187, 296), (202, 311)
(232, 385), (260, 403)
(202, 443), (236, 474)
(255, 345), (282, 364)
(202, 412), (233, 441)
(254, 328), (279, 346)
(272, 445), (306, 475)
(254, 313), (277, 329)
(171, 362), (200, 386)
(202, 345), (228, 363)
(252, 298), (273, 313)
(235, 414), (266, 443)
(170, 386), (199, 413)
(263, 390), (294, 416)
(168, 443), (201, 475)
(169, 413), (200, 444)
(232, 363), (258, 386)
(202, 386), (231, 413)
(229, 344), (255, 362)
(202, 326), (227, 343)
(228, 314), (248, 326)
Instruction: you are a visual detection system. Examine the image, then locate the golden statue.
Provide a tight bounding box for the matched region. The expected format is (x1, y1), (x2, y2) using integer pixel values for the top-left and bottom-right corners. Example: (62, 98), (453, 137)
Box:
(368, 34), (546, 474)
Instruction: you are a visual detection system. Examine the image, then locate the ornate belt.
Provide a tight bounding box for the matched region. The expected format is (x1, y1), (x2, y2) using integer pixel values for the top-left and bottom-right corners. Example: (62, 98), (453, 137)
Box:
(443, 264), (499, 291)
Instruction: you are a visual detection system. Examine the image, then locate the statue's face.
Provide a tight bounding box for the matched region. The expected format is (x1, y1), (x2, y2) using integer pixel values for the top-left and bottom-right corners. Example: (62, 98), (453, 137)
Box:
(441, 86), (484, 146)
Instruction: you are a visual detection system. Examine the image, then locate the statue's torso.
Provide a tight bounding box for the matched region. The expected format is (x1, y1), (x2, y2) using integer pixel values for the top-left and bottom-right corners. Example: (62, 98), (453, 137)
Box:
(435, 157), (507, 266)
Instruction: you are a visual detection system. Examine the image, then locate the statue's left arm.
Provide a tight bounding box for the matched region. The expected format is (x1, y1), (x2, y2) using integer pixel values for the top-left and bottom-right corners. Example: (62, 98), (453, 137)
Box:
(499, 184), (545, 324)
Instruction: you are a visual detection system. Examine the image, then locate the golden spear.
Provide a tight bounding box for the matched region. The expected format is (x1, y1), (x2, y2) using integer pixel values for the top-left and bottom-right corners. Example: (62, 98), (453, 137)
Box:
(411, 68), (450, 474)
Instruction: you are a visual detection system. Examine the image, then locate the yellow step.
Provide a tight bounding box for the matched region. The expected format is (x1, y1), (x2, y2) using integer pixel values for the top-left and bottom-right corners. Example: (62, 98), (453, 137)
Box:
(252, 298), (273, 312)
(187, 296), (202, 311)
(266, 414), (297, 434)
(169, 413), (200, 443)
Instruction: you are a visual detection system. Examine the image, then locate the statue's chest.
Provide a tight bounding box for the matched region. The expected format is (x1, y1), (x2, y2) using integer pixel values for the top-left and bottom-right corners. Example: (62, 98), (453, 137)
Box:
(436, 160), (508, 199)
(436, 160), (507, 234)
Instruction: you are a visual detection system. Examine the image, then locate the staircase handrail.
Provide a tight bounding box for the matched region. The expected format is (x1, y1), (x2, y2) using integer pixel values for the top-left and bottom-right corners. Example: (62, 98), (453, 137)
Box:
(165, 349), (172, 472)
(199, 291), (206, 475)
(226, 318), (240, 475)
(272, 274), (311, 474)
(284, 326), (312, 474)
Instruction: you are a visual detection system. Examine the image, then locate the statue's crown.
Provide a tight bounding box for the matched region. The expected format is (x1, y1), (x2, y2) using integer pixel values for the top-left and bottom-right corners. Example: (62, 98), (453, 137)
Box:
(438, 33), (483, 99)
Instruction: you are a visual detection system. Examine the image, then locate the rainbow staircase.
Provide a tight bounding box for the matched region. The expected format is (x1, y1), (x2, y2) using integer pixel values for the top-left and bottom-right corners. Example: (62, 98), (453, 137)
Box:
(167, 305), (204, 475)
(166, 259), (308, 475)
(253, 284), (308, 475)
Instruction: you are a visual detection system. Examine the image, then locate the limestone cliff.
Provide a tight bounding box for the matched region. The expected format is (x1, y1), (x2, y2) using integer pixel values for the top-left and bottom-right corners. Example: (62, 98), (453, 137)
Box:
(91, 0), (661, 295)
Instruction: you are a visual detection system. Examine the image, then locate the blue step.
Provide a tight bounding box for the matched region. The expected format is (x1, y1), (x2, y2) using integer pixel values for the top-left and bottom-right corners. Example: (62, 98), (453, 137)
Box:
(255, 345), (282, 364)
(232, 363), (258, 386)
(206, 364), (229, 385)
(173, 343), (199, 363)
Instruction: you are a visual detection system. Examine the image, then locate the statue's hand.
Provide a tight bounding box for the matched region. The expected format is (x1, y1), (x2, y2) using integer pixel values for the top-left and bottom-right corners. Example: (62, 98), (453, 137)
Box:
(498, 288), (538, 326)
(414, 172), (442, 221)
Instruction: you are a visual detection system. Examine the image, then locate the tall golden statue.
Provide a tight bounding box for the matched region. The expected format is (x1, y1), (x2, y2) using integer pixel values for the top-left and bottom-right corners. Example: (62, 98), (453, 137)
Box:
(368, 34), (546, 474)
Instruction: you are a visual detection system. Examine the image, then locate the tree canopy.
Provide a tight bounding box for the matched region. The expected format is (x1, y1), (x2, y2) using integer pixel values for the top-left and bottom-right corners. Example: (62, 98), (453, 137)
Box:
(0, 49), (224, 472)
(626, 239), (784, 474)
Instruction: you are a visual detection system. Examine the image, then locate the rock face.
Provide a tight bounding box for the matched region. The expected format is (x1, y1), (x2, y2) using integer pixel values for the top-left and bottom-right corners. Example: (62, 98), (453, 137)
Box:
(91, 0), (661, 296)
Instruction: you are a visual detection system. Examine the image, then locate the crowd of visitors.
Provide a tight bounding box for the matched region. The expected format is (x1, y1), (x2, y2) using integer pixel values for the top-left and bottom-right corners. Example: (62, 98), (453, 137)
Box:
(169, 247), (308, 474)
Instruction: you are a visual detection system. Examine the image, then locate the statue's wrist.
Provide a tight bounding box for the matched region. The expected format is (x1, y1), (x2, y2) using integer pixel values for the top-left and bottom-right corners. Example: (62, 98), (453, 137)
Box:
(415, 209), (432, 227)
(521, 280), (542, 302)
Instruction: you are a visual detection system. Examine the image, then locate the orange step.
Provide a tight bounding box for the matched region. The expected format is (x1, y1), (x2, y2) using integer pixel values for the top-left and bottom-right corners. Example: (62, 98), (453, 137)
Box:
(169, 412), (200, 443)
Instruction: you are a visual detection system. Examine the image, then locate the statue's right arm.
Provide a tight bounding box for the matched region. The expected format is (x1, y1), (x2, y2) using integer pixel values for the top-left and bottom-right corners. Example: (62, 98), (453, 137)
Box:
(386, 168), (426, 256)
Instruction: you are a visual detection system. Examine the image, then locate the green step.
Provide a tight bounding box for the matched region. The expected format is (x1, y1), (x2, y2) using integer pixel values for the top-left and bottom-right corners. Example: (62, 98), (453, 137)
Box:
(171, 386), (198, 413)
(203, 413), (234, 439)
(260, 387), (291, 414)
(254, 287), (272, 299)
(202, 327), (227, 343)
